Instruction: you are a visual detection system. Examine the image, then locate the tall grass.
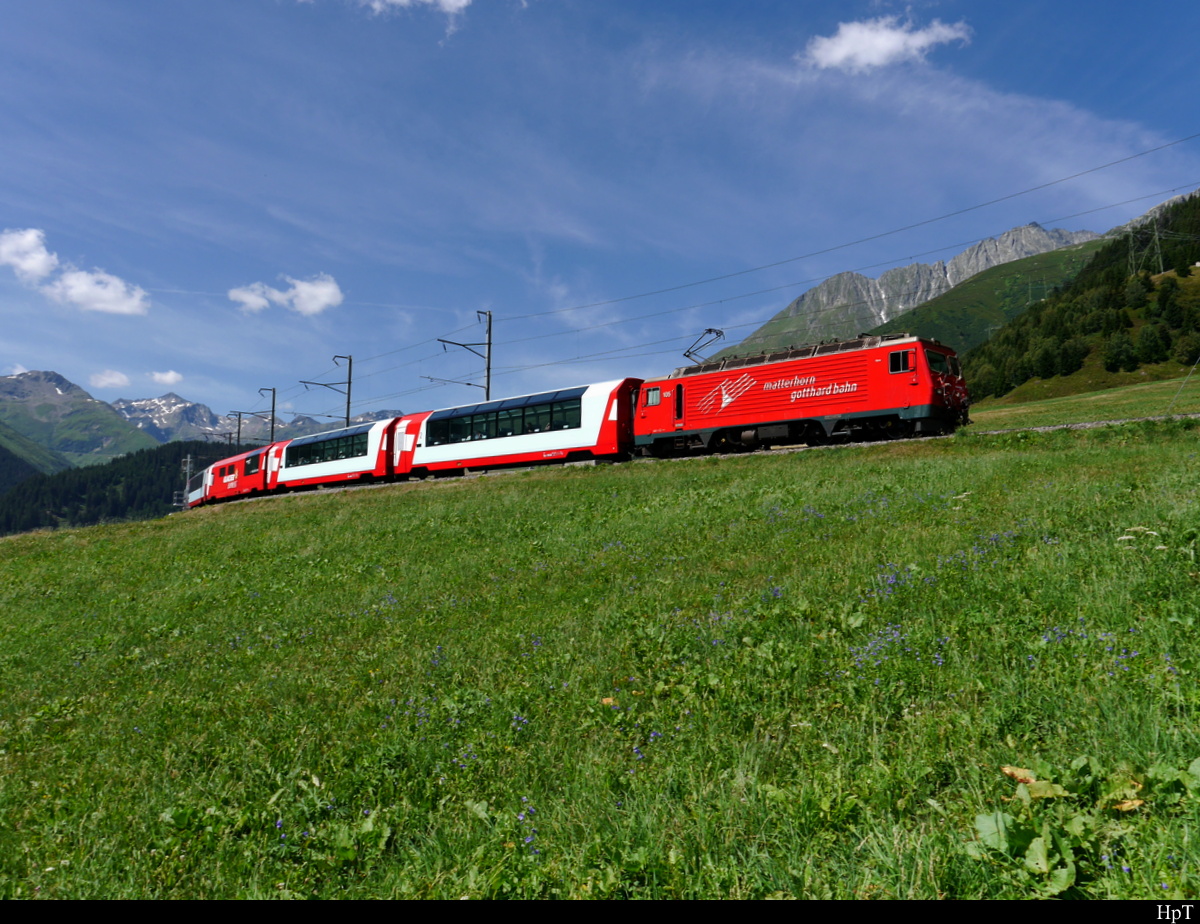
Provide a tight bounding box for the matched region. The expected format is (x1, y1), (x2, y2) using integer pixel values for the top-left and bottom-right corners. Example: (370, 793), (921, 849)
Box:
(2, 421), (1199, 897)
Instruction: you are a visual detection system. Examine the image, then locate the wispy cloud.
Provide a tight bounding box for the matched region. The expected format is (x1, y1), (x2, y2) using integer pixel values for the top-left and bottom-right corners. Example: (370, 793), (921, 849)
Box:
(229, 273), (344, 316)
(90, 369), (130, 388)
(0, 228), (149, 314)
(150, 370), (183, 385)
(353, 0), (474, 37)
(800, 16), (971, 73)
(357, 0), (473, 14)
(6, 363), (29, 376)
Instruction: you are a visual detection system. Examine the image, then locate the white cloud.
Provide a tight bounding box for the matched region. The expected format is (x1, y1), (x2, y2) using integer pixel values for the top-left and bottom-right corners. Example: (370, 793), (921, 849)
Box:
(228, 273), (344, 316)
(358, 0), (473, 14)
(0, 228), (59, 283)
(43, 269), (150, 315)
(90, 369), (130, 389)
(150, 370), (183, 385)
(0, 227), (150, 315)
(228, 281), (276, 313)
(7, 364), (29, 376)
(801, 16), (971, 73)
(286, 274), (345, 316)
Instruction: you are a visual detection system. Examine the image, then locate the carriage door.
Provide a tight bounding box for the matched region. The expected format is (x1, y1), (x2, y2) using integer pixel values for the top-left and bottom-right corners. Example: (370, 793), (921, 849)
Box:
(889, 349), (918, 407)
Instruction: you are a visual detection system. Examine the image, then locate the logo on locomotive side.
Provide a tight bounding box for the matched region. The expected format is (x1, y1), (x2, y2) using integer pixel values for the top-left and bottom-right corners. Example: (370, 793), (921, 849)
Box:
(763, 374), (860, 403)
(762, 375), (816, 391)
(697, 373), (757, 414)
(786, 381), (859, 402)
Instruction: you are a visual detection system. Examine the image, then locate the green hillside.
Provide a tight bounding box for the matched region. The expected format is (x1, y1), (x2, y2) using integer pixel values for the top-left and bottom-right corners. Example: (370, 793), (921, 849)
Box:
(0, 417), (71, 482)
(2, 427), (1200, 898)
(0, 397), (158, 463)
(868, 239), (1106, 352)
(0, 372), (159, 466)
(963, 194), (1200, 401)
(0, 444), (40, 500)
(0, 441), (241, 536)
(970, 371), (1200, 431)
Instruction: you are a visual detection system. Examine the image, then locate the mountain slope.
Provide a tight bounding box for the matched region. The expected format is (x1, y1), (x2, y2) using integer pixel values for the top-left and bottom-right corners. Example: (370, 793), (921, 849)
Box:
(112, 393), (407, 443)
(0, 439), (235, 536)
(718, 223), (1099, 358)
(0, 441), (42, 499)
(0, 415), (72, 477)
(0, 371), (159, 466)
(962, 191), (1200, 401)
(865, 239), (1106, 352)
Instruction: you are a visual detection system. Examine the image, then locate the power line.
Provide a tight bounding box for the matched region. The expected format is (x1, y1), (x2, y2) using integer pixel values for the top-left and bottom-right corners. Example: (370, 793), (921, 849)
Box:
(497, 133), (1200, 323)
(307, 178), (1200, 415)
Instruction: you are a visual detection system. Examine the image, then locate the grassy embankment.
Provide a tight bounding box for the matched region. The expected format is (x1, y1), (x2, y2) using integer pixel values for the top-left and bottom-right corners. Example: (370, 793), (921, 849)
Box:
(2, 421), (1200, 898)
(971, 358), (1200, 430)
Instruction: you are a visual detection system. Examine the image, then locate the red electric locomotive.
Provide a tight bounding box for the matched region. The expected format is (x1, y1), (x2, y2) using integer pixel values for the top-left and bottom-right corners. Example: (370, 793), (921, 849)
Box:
(633, 333), (968, 456)
(187, 335), (968, 507)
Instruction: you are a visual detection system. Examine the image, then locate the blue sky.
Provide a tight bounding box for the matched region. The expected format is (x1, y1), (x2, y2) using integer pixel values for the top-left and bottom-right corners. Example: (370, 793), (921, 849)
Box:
(1, 0), (1198, 422)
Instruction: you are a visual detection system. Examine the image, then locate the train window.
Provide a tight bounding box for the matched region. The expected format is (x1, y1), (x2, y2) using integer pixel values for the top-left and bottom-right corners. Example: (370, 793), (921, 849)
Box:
(426, 395), (586, 446)
(889, 350), (915, 373)
(286, 431), (370, 467)
(674, 385), (684, 421)
(554, 398), (582, 430)
(449, 417), (471, 443)
(949, 355), (962, 377)
(532, 406), (554, 432)
(244, 454), (261, 476)
(644, 387), (661, 407)
(497, 408), (521, 438)
(473, 412), (498, 441)
(925, 349), (949, 374)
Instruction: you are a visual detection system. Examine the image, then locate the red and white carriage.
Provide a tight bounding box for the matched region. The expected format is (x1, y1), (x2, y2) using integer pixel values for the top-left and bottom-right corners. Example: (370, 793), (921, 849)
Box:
(187, 378), (643, 506)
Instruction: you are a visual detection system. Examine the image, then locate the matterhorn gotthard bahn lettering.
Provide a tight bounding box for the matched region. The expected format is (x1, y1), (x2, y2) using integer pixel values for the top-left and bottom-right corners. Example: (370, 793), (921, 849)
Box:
(700, 373), (861, 413)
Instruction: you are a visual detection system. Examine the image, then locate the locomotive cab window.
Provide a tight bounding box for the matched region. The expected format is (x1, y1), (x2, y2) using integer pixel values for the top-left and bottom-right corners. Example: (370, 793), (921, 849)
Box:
(889, 350), (915, 373)
(643, 387), (661, 407)
(925, 349), (949, 375)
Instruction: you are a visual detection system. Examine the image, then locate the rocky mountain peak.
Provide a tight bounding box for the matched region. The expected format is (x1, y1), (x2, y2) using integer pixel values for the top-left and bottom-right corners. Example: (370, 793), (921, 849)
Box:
(721, 222), (1100, 356)
(0, 369), (89, 400)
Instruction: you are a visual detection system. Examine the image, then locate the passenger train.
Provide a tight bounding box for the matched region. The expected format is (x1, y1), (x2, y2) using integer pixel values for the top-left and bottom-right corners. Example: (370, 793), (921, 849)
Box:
(186, 333), (970, 507)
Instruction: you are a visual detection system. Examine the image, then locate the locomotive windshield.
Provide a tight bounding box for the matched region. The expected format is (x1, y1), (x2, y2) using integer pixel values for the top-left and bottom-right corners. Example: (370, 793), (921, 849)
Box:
(924, 348), (961, 377)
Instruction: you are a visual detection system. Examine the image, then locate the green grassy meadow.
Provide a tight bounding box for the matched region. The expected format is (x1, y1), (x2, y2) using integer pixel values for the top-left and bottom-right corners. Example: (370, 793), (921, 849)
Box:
(3, 422), (1200, 898)
(971, 367), (1200, 430)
